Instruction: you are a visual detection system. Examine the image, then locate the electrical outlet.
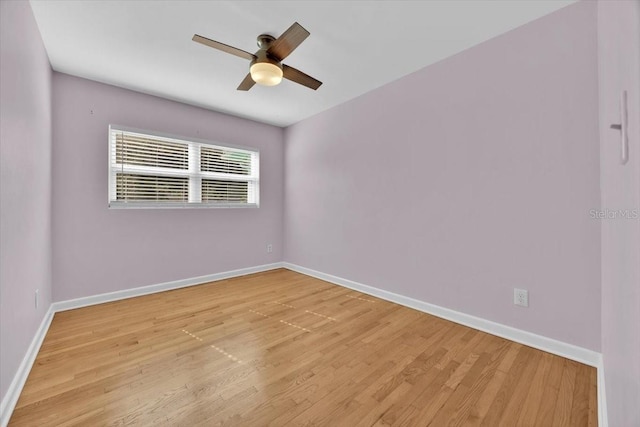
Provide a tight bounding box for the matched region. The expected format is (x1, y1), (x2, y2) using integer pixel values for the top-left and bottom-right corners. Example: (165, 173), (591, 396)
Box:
(35, 289), (39, 309)
(266, 244), (273, 253)
(514, 288), (528, 307)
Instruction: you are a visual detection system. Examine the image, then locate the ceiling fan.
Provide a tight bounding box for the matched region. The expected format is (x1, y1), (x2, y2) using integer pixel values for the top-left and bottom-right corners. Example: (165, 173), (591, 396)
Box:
(192, 22), (322, 91)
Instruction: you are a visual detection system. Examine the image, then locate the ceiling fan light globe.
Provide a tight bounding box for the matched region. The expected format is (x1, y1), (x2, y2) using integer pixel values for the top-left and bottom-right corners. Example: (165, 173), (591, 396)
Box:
(250, 62), (283, 86)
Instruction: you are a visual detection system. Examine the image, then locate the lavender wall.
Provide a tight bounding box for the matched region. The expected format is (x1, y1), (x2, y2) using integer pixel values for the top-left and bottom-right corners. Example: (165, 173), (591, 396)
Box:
(598, 1), (640, 424)
(52, 74), (284, 302)
(284, 1), (601, 351)
(0, 1), (53, 403)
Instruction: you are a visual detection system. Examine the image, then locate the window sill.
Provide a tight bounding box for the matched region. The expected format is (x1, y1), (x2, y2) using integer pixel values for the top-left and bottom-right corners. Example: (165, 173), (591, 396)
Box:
(108, 202), (259, 209)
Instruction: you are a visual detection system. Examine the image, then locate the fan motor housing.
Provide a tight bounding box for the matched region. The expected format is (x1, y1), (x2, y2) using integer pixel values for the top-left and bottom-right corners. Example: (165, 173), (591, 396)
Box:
(251, 49), (282, 70)
(257, 34), (275, 49)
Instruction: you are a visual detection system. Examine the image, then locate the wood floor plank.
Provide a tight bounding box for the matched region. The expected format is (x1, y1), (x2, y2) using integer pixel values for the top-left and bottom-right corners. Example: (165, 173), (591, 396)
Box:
(533, 355), (566, 427)
(569, 363), (593, 426)
(427, 351), (491, 426)
(464, 343), (521, 426)
(8, 269), (597, 426)
(517, 351), (554, 425)
(497, 349), (542, 426)
(553, 359), (579, 426)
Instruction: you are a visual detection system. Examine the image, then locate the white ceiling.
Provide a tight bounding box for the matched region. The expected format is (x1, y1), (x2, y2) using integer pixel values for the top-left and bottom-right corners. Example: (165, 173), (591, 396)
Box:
(30, 0), (575, 127)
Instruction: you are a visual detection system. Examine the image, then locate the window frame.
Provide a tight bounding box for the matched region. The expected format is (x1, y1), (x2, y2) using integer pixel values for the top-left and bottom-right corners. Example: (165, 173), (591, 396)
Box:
(108, 125), (260, 209)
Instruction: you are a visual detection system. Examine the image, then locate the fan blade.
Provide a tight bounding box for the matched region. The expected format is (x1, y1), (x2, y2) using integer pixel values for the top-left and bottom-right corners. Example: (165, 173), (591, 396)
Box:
(282, 64), (322, 90)
(192, 34), (256, 61)
(237, 73), (255, 91)
(267, 22), (310, 61)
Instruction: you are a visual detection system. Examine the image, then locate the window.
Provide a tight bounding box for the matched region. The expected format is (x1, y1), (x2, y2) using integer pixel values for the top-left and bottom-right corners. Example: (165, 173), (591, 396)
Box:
(108, 126), (259, 208)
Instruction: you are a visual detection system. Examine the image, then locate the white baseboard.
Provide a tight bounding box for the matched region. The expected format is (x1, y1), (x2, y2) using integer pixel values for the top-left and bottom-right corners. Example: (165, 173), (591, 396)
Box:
(0, 306), (54, 427)
(597, 356), (608, 427)
(53, 262), (284, 312)
(283, 263), (601, 367)
(0, 262), (284, 426)
(283, 262), (608, 424)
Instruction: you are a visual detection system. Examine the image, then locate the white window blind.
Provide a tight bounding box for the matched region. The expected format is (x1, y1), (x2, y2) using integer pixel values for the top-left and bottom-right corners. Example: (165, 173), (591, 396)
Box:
(109, 126), (259, 208)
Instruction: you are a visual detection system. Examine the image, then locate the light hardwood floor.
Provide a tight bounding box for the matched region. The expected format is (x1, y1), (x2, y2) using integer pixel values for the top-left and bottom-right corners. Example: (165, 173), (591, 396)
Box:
(10, 269), (597, 426)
